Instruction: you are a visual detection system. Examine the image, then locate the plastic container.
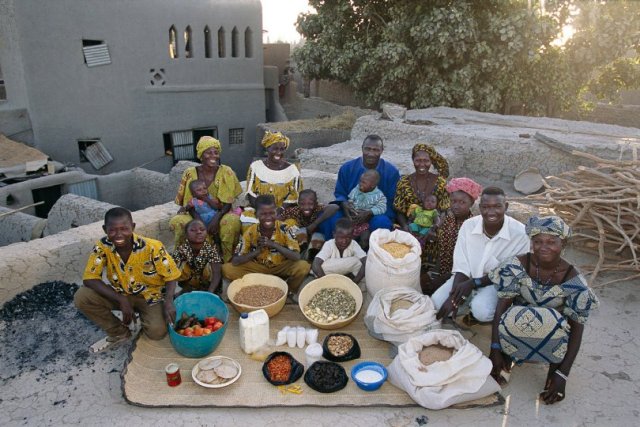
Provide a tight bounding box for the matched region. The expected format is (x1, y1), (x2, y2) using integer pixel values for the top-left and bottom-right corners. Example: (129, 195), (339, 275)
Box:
(350, 361), (388, 391)
(239, 309), (270, 354)
(168, 291), (229, 358)
(305, 343), (323, 367)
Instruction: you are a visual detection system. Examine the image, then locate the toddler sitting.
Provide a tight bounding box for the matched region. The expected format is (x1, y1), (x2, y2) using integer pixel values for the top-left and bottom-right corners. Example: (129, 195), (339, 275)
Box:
(179, 179), (222, 227)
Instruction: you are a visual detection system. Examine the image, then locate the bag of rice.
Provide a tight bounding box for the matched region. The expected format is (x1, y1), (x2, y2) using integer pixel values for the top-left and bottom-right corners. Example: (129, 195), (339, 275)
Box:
(364, 287), (440, 346)
(365, 229), (421, 297)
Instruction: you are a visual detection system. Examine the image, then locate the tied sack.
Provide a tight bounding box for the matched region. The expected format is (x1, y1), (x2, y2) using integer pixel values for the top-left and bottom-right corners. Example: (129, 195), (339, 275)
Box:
(365, 287), (440, 346)
(387, 330), (501, 410)
(365, 229), (421, 297)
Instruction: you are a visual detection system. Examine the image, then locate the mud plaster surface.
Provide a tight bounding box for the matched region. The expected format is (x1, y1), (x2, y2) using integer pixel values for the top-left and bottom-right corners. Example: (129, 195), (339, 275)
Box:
(0, 249), (638, 426)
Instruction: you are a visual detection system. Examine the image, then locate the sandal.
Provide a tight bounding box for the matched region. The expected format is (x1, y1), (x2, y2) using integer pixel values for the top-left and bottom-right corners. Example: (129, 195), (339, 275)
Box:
(90, 331), (132, 353)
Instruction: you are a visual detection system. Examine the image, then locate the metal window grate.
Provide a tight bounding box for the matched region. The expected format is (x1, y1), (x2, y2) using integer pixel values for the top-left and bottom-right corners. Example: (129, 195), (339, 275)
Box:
(229, 128), (244, 145)
(83, 44), (111, 67)
(171, 130), (196, 160)
(68, 179), (98, 200)
(84, 140), (113, 169)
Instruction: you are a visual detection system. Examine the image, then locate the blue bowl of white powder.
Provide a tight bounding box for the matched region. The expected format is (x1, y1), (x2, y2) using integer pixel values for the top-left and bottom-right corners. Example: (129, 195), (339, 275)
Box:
(350, 361), (387, 391)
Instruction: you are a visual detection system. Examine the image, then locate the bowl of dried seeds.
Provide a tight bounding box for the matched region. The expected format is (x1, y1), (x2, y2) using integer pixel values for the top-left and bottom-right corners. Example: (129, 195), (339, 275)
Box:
(227, 273), (288, 318)
(298, 274), (363, 329)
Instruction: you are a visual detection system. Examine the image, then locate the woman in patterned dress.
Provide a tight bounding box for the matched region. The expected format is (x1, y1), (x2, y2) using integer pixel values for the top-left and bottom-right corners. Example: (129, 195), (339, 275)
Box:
(488, 216), (599, 404)
(246, 131), (302, 208)
(169, 136), (243, 262)
(393, 143), (450, 263)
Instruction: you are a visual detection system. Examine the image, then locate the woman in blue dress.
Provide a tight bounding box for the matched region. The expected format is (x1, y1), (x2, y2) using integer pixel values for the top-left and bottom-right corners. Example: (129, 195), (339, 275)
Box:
(488, 216), (599, 405)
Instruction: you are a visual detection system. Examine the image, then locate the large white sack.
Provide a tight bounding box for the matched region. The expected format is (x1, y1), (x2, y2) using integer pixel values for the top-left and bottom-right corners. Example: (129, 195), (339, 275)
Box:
(364, 287), (440, 346)
(365, 229), (421, 296)
(387, 329), (501, 410)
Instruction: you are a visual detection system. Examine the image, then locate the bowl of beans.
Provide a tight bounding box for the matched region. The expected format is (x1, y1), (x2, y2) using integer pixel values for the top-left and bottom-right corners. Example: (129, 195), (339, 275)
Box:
(227, 273), (288, 318)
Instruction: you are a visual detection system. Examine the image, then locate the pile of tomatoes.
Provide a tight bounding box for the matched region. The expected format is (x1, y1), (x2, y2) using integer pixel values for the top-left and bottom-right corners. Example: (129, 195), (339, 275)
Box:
(175, 316), (224, 337)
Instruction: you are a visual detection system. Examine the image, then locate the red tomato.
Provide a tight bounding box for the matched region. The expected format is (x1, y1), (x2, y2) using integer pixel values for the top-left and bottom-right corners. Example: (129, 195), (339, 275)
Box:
(202, 329), (212, 336)
(177, 329), (185, 335)
(204, 317), (216, 326)
(183, 328), (194, 337)
(211, 320), (223, 332)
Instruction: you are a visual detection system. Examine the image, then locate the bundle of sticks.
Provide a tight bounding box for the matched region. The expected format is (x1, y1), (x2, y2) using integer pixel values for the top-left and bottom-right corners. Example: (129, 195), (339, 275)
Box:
(524, 149), (640, 287)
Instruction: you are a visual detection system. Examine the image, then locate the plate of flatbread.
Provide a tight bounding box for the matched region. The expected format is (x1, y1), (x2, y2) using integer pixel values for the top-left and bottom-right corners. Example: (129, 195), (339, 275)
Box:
(191, 356), (242, 388)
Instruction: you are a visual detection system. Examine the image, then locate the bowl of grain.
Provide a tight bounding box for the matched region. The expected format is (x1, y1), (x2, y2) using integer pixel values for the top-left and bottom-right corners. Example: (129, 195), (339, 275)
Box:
(227, 273), (288, 318)
(298, 274), (363, 329)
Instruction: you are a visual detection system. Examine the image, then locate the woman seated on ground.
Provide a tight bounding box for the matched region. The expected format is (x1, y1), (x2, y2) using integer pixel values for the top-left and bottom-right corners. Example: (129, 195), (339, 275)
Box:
(246, 131), (302, 208)
(172, 219), (222, 295)
(488, 216), (599, 405)
(394, 143), (450, 265)
(422, 177), (482, 295)
(169, 136), (242, 262)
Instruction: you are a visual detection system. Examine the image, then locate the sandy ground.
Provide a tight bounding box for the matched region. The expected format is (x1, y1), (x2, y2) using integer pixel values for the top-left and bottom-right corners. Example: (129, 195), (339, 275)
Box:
(1, 248), (638, 427)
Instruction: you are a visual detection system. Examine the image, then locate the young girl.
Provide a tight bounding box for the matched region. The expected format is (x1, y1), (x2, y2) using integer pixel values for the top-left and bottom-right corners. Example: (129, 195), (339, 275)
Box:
(180, 180), (222, 227)
(345, 169), (387, 248)
(172, 219), (223, 294)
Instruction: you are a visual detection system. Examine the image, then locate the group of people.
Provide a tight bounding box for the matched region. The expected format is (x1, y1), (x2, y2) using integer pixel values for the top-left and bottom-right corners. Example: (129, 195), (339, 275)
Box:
(75, 132), (598, 405)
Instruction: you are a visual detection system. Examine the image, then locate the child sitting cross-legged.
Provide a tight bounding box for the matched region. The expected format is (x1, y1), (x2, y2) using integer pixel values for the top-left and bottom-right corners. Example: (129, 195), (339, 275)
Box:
(312, 218), (366, 286)
(222, 195), (311, 299)
(179, 179), (223, 229)
(172, 219), (223, 295)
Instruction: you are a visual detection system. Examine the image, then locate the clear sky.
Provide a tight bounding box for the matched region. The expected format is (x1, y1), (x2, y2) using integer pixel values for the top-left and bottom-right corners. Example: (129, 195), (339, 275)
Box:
(261, 0), (313, 43)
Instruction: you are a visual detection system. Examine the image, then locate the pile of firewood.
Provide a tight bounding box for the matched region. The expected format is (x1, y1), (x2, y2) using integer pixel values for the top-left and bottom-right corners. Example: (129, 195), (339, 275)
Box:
(524, 150), (640, 286)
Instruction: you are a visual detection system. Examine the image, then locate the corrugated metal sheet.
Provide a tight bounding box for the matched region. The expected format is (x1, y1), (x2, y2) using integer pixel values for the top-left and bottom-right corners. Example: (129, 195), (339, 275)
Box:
(83, 44), (111, 67)
(84, 141), (113, 170)
(68, 179), (98, 200)
(171, 130), (195, 161)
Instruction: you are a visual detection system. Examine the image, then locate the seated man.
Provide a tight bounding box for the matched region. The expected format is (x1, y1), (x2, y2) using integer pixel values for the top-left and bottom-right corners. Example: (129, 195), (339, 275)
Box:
(279, 189), (339, 258)
(312, 218), (366, 286)
(322, 134), (400, 240)
(432, 187), (530, 323)
(75, 207), (181, 352)
(222, 195), (310, 297)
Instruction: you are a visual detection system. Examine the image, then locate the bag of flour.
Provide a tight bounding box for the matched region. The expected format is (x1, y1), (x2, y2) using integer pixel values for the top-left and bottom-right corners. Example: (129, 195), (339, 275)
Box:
(387, 329), (501, 410)
(365, 229), (421, 297)
(364, 287), (440, 346)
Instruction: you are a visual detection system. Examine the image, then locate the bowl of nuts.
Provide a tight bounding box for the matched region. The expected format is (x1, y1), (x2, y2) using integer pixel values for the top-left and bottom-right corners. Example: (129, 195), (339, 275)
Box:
(298, 274), (363, 329)
(227, 273), (288, 318)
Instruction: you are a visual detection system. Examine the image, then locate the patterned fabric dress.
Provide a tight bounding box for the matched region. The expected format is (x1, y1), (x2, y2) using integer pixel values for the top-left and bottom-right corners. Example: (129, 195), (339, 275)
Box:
(393, 174), (450, 262)
(489, 255), (599, 364)
(171, 241), (222, 291)
(169, 165), (242, 262)
(436, 210), (473, 275)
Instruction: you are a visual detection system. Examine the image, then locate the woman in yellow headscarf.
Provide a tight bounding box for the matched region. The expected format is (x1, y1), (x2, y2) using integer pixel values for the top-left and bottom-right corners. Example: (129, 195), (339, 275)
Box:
(169, 136), (242, 262)
(245, 131), (302, 207)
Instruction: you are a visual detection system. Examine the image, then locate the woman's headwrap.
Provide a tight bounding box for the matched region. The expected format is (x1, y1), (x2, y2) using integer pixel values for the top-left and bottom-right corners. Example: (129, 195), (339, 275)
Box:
(196, 136), (221, 160)
(261, 131), (290, 150)
(446, 177), (483, 201)
(526, 216), (572, 240)
(412, 143), (449, 178)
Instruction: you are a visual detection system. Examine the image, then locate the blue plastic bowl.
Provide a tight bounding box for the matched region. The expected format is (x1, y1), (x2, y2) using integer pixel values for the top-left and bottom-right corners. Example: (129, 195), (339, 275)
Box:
(168, 291), (229, 358)
(350, 361), (388, 391)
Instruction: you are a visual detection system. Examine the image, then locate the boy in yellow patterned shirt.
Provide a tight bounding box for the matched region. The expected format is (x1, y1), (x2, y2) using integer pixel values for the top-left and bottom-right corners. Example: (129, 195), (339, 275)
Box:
(75, 207), (181, 352)
(222, 195), (310, 296)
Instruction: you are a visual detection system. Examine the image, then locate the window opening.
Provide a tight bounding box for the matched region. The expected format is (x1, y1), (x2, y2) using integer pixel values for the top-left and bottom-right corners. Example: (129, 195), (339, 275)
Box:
(169, 26), (179, 59)
(164, 127), (218, 164)
(81, 39), (111, 67)
(218, 27), (226, 58)
(0, 63), (5, 100)
(184, 26), (193, 58)
(244, 27), (253, 58)
(32, 185), (63, 218)
(229, 128), (244, 145)
(78, 139), (99, 162)
(231, 27), (239, 58)
(204, 26), (212, 58)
